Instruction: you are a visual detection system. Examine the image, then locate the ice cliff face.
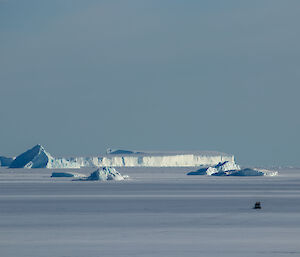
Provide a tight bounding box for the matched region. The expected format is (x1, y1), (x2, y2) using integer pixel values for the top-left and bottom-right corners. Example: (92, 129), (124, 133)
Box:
(9, 144), (79, 169)
(7, 145), (235, 169)
(72, 151), (234, 168)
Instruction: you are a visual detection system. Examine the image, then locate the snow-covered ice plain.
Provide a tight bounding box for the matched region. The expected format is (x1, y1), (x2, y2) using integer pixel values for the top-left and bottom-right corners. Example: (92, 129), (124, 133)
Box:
(1, 167), (300, 257)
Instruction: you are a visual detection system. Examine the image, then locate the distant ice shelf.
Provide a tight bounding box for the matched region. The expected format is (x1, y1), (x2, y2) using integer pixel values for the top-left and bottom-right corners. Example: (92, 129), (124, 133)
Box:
(4, 145), (235, 169)
(72, 149), (235, 168)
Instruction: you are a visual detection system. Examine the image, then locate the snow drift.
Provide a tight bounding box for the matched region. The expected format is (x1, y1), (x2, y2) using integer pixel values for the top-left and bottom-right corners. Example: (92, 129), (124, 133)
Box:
(187, 161), (278, 176)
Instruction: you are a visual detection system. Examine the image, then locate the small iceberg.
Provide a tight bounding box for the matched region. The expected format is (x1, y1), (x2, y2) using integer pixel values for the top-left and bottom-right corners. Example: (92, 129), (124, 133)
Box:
(187, 161), (240, 176)
(225, 168), (264, 176)
(187, 161), (278, 177)
(212, 168), (278, 176)
(51, 172), (86, 178)
(79, 167), (127, 181)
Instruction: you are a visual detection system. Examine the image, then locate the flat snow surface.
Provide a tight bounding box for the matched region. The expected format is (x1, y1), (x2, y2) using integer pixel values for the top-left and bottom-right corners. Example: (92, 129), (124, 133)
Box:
(1, 167), (300, 257)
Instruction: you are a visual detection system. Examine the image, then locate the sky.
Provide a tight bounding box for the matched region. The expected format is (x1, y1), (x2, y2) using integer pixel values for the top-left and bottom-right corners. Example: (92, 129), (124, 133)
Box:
(1, 0), (300, 166)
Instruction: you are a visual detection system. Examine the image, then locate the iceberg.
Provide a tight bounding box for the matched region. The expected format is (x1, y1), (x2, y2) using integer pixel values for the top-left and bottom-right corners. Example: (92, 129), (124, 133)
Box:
(80, 167), (126, 181)
(187, 161), (240, 176)
(223, 168), (264, 176)
(9, 144), (80, 169)
(212, 168), (278, 176)
(8, 145), (235, 168)
(72, 151), (235, 168)
(215, 161), (241, 172)
(51, 172), (86, 178)
(9, 144), (49, 168)
(0, 156), (14, 167)
(187, 161), (278, 177)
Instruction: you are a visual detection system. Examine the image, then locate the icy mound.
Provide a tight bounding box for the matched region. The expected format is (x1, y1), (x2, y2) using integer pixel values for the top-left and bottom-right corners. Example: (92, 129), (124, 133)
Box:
(51, 172), (86, 178)
(83, 167), (126, 181)
(0, 156), (14, 167)
(9, 144), (79, 169)
(187, 161), (240, 176)
(187, 162), (278, 177)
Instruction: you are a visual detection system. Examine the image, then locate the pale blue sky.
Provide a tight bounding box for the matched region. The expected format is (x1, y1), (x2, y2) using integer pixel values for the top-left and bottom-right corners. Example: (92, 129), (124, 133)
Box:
(1, 0), (300, 166)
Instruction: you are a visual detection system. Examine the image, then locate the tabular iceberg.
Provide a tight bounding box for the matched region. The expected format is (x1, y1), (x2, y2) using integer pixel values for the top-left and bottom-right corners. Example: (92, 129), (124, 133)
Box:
(6, 145), (235, 168)
(72, 150), (235, 168)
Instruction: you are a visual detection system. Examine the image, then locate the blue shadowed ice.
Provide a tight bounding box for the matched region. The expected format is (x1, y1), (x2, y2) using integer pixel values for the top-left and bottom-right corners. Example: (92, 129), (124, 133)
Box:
(0, 156), (14, 167)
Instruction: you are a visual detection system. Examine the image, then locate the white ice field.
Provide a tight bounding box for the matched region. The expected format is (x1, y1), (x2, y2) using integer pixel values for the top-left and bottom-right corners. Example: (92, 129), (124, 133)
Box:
(1, 167), (300, 257)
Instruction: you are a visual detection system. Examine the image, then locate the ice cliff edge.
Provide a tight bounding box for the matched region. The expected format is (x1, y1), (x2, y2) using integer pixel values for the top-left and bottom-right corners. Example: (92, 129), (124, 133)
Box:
(6, 145), (235, 169)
